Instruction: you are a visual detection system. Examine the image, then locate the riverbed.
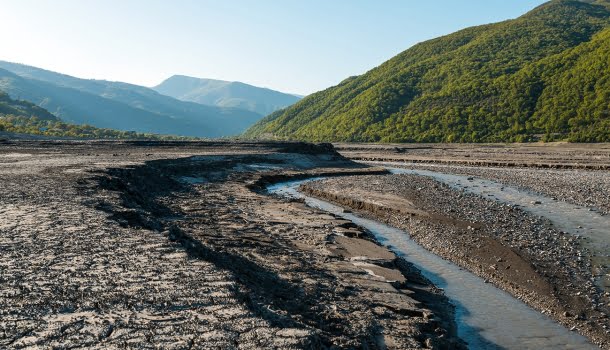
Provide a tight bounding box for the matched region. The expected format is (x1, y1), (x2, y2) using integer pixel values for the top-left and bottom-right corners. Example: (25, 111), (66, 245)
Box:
(380, 163), (610, 293)
(269, 179), (597, 349)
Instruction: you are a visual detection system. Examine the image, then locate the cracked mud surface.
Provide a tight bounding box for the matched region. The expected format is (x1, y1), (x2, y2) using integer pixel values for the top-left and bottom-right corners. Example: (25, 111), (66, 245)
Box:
(0, 141), (463, 349)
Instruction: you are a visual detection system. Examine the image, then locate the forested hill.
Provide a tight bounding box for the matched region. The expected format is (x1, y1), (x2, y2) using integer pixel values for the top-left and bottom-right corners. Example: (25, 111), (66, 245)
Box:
(0, 91), (194, 140)
(0, 91), (57, 120)
(245, 0), (610, 142)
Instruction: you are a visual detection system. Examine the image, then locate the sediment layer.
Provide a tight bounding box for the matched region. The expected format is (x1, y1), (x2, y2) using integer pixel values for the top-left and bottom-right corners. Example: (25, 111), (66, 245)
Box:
(0, 141), (463, 349)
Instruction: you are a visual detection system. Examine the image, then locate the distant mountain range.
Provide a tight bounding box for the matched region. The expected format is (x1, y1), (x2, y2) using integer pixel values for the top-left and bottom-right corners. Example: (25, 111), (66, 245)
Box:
(153, 75), (301, 116)
(0, 61), (292, 138)
(246, 0), (610, 142)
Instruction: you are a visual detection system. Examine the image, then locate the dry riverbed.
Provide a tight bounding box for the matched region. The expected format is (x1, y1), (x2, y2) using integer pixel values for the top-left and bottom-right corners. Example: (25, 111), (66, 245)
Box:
(0, 140), (464, 349)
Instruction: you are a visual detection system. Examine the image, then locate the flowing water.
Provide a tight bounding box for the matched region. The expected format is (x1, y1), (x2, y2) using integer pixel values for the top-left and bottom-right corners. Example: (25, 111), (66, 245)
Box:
(268, 179), (597, 349)
(375, 163), (610, 292)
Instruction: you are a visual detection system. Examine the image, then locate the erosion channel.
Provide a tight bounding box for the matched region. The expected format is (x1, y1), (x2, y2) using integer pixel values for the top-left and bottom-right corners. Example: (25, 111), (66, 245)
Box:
(269, 178), (598, 349)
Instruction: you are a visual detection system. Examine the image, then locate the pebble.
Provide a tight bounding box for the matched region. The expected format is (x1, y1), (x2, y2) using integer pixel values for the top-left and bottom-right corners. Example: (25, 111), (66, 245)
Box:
(312, 166), (610, 343)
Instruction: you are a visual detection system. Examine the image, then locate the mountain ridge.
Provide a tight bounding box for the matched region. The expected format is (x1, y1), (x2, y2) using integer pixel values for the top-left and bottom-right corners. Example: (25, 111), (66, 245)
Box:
(153, 75), (301, 116)
(0, 61), (263, 138)
(0, 91), (195, 140)
(245, 0), (610, 142)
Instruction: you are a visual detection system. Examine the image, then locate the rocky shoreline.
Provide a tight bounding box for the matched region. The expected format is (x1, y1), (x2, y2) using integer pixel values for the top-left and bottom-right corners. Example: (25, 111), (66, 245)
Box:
(301, 173), (610, 348)
(370, 162), (610, 216)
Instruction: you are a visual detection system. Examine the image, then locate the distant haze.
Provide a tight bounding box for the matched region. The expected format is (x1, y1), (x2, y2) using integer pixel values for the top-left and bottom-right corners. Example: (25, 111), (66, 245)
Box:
(0, 61), (263, 138)
(0, 0), (545, 95)
(153, 75), (300, 116)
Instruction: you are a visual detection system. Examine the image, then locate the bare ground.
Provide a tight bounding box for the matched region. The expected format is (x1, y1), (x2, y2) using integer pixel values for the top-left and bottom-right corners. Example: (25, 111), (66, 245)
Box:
(0, 140), (463, 349)
(335, 142), (610, 170)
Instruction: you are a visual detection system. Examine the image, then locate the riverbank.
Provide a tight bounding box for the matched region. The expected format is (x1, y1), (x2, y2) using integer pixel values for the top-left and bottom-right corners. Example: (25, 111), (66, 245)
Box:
(0, 141), (464, 349)
(301, 172), (610, 348)
(367, 161), (610, 216)
(335, 143), (610, 170)
(280, 179), (597, 349)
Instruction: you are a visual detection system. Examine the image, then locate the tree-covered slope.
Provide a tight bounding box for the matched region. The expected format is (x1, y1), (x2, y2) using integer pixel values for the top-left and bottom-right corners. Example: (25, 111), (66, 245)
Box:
(153, 75), (301, 116)
(245, 0), (610, 142)
(0, 90), (57, 121)
(0, 62), (262, 138)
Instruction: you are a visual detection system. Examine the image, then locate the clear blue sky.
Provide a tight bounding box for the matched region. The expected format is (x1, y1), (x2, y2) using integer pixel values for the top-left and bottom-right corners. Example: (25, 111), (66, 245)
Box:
(0, 0), (546, 95)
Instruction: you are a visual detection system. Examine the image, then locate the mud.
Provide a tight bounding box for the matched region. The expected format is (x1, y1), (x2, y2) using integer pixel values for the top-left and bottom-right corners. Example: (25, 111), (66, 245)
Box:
(0, 140), (464, 349)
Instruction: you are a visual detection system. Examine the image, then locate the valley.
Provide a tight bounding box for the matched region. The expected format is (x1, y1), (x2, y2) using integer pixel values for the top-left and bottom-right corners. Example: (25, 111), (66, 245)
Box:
(2, 1), (610, 349)
(0, 62), (299, 138)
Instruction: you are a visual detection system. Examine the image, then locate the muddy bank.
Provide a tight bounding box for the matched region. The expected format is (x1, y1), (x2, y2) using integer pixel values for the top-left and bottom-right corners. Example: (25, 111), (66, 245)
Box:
(301, 174), (610, 348)
(0, 141), (464, 349)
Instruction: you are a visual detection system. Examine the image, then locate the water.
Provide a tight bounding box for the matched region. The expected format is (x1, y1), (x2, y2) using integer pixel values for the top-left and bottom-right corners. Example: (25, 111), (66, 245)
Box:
(268, 179), (597, 350)
(377, 163), (610, 292)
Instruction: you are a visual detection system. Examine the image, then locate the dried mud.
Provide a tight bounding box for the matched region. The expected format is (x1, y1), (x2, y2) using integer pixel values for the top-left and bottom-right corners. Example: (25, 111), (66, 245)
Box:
(0, 140), (464, 349)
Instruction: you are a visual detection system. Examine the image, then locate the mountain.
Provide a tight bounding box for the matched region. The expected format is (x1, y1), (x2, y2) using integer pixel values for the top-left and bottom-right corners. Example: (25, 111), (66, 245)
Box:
(153, 75), (301, 116)
(0, 62), (263, 138)
(0, 92), (193, 140)
(245, 0), (610, 143)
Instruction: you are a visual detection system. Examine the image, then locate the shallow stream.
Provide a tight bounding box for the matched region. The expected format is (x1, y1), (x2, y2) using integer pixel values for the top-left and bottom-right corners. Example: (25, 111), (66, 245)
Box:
(268, 179), (597, 349)
(378, 163), (610, 292)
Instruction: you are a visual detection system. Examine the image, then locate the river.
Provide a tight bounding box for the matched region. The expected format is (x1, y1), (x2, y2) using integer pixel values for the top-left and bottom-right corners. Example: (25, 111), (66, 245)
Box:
(268, 178), (597, 349)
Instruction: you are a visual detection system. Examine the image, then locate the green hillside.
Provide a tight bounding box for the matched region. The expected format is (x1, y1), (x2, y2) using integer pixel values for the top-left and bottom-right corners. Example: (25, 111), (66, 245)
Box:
(0, 62), (262, 138)
(245, 0), (610, 142)
(0, 91), (57, 121)
(153, 75), (301, 116)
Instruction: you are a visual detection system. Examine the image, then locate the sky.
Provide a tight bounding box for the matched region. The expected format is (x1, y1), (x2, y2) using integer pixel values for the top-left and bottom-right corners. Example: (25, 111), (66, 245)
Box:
(0, 0), (547, 95)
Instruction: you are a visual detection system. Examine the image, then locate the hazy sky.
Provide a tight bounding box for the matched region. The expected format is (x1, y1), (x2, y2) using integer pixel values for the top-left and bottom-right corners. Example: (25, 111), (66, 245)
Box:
(0, 0), (546, 95)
